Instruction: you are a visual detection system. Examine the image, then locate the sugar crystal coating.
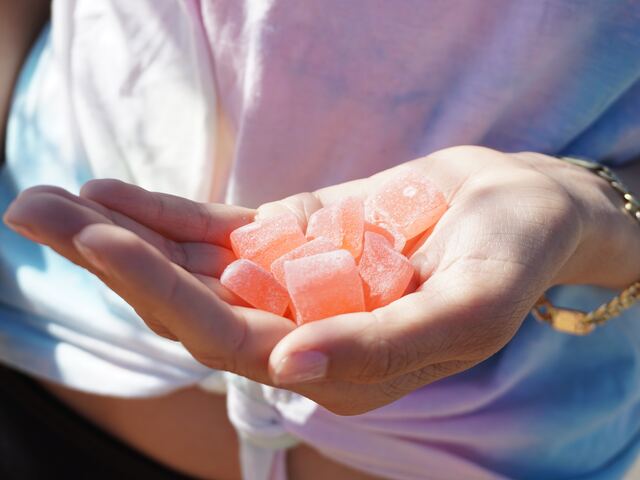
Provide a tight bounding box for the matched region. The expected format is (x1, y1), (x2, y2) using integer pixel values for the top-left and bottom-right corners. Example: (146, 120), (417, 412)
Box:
(365, 170), (447, 240)
(364, 221), (405, 252)
(306, 197), (364, 258)
(226, 174), (446, 321)
(230, 213), (306, 270)
(271, 237), (337, 287)
(359, 232), (415, 310)
(305, 207), (340, 246)
(284, 250), (365, 324)
(220, 259), (290, 316)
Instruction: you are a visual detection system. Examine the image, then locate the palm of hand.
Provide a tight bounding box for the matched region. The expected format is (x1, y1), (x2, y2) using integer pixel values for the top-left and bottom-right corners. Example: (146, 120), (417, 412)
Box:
(3, 146), (582, 414)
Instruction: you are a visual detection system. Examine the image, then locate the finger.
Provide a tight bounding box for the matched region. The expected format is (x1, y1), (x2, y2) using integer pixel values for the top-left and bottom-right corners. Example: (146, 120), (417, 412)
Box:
(80, 179), (254, 247)
(4, 191), (120, 265)
(175, 242), (236, 277)
(4, 189), (235, 276)
(269, 266), (533, 386)
(9, 185), (172, 243)
(256, 191), (323, 231)
(192, 274), (250, 307)
(74, 223), (294, 382)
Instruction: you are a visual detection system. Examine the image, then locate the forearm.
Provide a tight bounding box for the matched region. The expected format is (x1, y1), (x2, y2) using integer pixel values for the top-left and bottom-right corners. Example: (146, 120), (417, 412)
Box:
(0, 0), (50, 164)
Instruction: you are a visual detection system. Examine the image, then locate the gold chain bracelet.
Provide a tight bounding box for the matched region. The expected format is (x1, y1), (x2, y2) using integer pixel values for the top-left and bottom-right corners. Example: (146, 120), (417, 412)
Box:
(531, 156), (640, 335)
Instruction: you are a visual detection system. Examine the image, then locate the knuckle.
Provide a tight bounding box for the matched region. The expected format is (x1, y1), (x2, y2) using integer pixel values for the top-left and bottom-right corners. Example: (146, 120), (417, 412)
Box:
(146, 322), (177, 340)
(132, 308), (176, 340)
(195, 202), (215, 241)
(164, 238), (188, 268)
(190, 348), (233, 372)
(152, 192), (167, 222)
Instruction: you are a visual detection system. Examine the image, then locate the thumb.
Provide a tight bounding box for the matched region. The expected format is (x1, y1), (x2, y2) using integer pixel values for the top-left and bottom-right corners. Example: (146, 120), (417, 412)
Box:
(268, 289), (470, 386)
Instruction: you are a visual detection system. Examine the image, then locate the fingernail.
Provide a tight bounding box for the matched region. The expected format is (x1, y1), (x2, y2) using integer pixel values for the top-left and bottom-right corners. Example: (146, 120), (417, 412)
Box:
(3, 218), (39, 242)
(273, 351), (328, 385)
(73, 236), (109, 274)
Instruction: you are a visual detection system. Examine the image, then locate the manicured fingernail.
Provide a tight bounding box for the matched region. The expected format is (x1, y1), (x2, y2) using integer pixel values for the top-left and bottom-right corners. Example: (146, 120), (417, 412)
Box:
(73, 236), (109, 274)
(273, 351), (328, 385)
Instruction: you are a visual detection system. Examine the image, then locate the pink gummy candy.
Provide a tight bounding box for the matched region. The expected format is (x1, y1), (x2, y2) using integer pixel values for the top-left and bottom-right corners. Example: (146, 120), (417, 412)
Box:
(230, 213), (306, 270)
(306, 197), (364, 258)
(359, 232), (415, 310)
(364, 221), (405, 252)
(270, 237), (337, 287)
(365, 170), (447, 240)
(284, 250), (365, 324)
(220, 259), (290, 316)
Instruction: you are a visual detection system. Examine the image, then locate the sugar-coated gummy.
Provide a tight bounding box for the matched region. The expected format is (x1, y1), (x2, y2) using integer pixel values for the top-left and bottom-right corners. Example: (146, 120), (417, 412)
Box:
(306, 197), (364, 258)
(284, 250), (365, 324)
(364, 220), (405, 252)
(365, 170), (447, 240)
(271, 237), (337, 287)
(229, 213), (306, 270)
(220, 259), (290, 316)
(359, 232), (415, 310)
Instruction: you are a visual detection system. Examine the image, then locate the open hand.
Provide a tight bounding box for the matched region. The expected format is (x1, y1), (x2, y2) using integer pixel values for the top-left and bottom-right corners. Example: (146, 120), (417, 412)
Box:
(4, 146), (637, 414)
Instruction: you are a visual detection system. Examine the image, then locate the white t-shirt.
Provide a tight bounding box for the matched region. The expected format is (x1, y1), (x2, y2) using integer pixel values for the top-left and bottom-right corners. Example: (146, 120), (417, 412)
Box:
(2, 1), (640, 479)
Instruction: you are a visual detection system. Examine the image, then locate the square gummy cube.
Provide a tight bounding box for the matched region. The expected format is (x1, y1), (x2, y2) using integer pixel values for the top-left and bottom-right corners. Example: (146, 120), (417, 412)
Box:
(365, 170), (446, 240)
(220, 259), (290, 316)
(284, 250), (365, 324)
(230, 213), (306, 270)
(364, 221), (405, 252)
(305, 197), (364, 258)
(358, 232), (415, 310)
(270, 237), (337, 287)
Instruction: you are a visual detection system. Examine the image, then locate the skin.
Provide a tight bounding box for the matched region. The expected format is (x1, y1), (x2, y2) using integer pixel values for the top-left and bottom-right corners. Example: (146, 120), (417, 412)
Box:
(5, 147), (640, 419)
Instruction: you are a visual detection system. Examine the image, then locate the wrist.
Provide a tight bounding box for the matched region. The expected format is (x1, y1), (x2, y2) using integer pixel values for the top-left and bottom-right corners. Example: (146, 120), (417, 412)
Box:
(550, 156), (640, 289)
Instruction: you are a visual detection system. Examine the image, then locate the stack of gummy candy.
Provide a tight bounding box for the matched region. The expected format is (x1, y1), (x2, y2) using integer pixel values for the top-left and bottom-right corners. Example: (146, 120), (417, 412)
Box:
(221, 170), (447, 325)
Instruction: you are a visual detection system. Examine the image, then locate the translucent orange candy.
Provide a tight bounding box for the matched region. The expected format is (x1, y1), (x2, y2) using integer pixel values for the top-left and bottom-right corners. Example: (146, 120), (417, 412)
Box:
(365, 170), (447, 240)
(358, 232), (414, 310)
(223, 170), (446, 319)
(220, 259), (290, 316)
(270, 237), (336, 287)
(306, 197), (364, 258)
(284, 250), (365, 324)
(363, 221), (405, 252)
(230, 213), (306, 270)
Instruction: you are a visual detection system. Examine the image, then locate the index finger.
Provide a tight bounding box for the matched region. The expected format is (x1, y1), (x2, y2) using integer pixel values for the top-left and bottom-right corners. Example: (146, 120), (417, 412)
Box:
(74, 223), (295, 383)
(81, 179), (255, 248)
